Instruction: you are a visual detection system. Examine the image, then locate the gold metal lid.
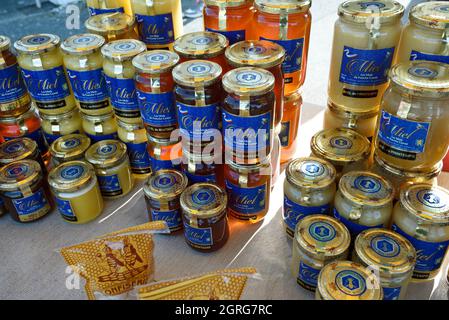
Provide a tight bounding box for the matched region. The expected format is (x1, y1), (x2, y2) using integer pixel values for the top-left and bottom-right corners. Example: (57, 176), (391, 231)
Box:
(85, 140), (128, 169)
(286, 157), (336, 190)
(339, 171), (394, 207)
(85, 12), (135, 36)
(132, 50), (180, 74)
(222, 67), (275, 96)
(101, 39), (146, 62)
(354, 228), (416, 277)
(172, 60), (222, 87)
(14, 34), (60, 54)
(0, 138), (38, 165)
(173, 32), (229, 59)
(338, 0), (404, 24)
(225, 40), (285, 69)
(48, 160), (96, 193)
(399, 184), (449, 224)
(310, 128), (371, 165)
(180, 183), (227, 219)
(317, 260), (383, 300)
(255, 0), (311, 14)
(390, 61), (449, 98)
(143, 169), (188, 200)
(295, 215), (351, 261)
(0, 35), (11, 52)
(0, 160), (42, 192)
(61, 33), (106, 56)
(40, 106), (79, 121)
(204, 0), (252, 7)
(50, 134), (92, 162)
(328, 100), (379, 119)
(410, 1), (449, 30)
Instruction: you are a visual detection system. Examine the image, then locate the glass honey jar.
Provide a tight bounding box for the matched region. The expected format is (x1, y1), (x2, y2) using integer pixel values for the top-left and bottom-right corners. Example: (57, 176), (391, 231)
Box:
(334, 171), (394, 237)
(180, 183), (229, 252)
(0, 35), (31, 118)
(222, 67), (275, 164)
(375, 61), (449, 172)
(280, 90), (302, 164)
(131, 0), (183, 50)
(40, 107), (83, 146)
(101, 39), (147, 120)
(353, 228), (416, 300)
(81, 110), (118, 143)
(117, 118), (152, 175)
(292, 215), (351, 291)
(310, 128), (372, 179)
(253, 0), (312, 95)
(85, 12), (138, 43)
(61, 33), (112, 116)
(50, 134), (92, 168)
(181, 148), (224, 186)
(173, 60), (223, 146)
(328, 0), (404, 112)
(316, 260), (383, 300)
(147, 134), (182, 172)
(0, 160), (53, 223)
(225, 40), (285, 129)
(85, 139), (134, 198)
(224, 158), (271, 223)
(133, 50), (179, 139)
(14, 34), (76, 115)
(284, 157), (337, 238)
(86, 0), (132, 16)
(0, 138), (46, 172)
(203, 0), (253, 45)
(48, 160), (104, 224)
(391, 184), (449, 281)
(143, 169), (188, 232)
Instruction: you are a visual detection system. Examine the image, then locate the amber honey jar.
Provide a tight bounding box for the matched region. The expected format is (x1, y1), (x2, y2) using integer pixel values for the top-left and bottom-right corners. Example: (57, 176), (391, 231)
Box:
(280, 90), (302, 164)
(180, 183), (229, 252)
(181, 148), (224, 187)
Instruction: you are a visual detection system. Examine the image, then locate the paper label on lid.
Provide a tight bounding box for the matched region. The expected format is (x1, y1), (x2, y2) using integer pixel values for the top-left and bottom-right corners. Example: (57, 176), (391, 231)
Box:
(0, 63), (28, 104)
(21, 66), (70, 102)
(135, 13), (175, 45)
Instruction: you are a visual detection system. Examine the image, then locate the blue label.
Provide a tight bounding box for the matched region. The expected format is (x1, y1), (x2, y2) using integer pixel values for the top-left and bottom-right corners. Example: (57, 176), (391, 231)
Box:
(125, 141), (151, 171)
(206, 28), (245, 45)
(184, 223), (213, 247)
(55, 197), (77, 222)
(149, 156), (180, 172)
(334, 208), (383, 236)
(177, 102), (221, 142)
(410, 50), (449, 65)
(44, 130), (79, 146)
(150, 209), (182, 230)
(261, 37), (304, 74)
(339, 46), (395, 86)
(297, 261), (320, 289)
(370, 235), (401, 258)
(335, 270), (367, 296)
(21, 66), (70, 101)
(85, 132), (118, 143)
(279, 121), (290, 148)
(283, 195), (331, 233)
(104, 75), (139, 113)
(226, 180), (267, 216)
(184, 170), (217, 184)
(88, 6), (124, 16)
(66, 68), (109, 103)
(135, 13), (175, 45)
(97, 174), (122, 196)
(60, 164), (85, 180)
(382, 287), (401, 300)
(137, 90), (177, 127)
(0, 63), (28, 104)
(4, 128), (49, 155)
(12, 188), (48, 217)
(222, 110), (271, 153)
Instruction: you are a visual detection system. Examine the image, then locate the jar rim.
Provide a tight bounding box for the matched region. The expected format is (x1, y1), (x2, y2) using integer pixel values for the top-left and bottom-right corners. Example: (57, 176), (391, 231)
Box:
(48, 160), (96, 193)
(50, 134), (92, 161)
(0, 159), (42, 192)
(172, 60), (222, 87)
(143, 169), (188, 200)
(173, 31), (229, 59)
(101, 39), (146, 62)
(14, 33), (60, 54)
(286, 157), (336, 190)
(61, 33), (106, 56)
(338, 0), (404, 25)
(255, 0), (312, 15)
(85, 139), (128, 169)
(410, 1), (449, 30)
(225, 40), (285, 69)
(180, 183), (227, 219)
(204, 0), (253, 7)
(222, 67), (275, 96)
(132, 50), (180, 74)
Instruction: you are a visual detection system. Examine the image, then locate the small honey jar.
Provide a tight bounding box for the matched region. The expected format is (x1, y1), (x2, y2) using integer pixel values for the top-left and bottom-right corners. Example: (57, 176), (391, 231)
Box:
(50, 134), (91, 168)
(0, 138), (46, 172)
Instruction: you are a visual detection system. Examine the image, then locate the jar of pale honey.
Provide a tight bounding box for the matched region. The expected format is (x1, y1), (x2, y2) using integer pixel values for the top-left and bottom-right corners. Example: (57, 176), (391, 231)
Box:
(85, 12), (138, 42)
(40, 107), (83, 146)
(81, 110), (118, 143)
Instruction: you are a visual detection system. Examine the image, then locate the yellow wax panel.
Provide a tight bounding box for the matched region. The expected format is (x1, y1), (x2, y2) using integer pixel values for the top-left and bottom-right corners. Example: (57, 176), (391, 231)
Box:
(86, 0), (133, 16)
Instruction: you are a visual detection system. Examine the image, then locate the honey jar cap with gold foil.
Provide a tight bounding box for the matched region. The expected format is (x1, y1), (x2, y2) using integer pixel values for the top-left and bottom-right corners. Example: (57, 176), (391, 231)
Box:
(132, 50), (180, 74)
(310, 128), (371, 165)
(180, 183), (227, 219)
(204, 0), (253, 7)
(338, 0), (404, 25)
(144, 170), (188, 201)
(410, 1), (449, 30)
(85, 12), (135, 36)
(50, 134), (91, 162)
(286, 157), (336, 190)
(317, 260), (383, 300)
(255, 0), (312, 14)
(0, 138), (38, 165)
(295, 215), (351, 261)
(0, 35), (11, 52)
(390, 61), (449, 98)
(339, 171), (394, 207)
(354, 228), (416, 278)
(222, 67), (275, 96)
(101, 39), (146, 62)
(85, 140), (128, 169)
(400, 184), (449, 224)
(0, 160), (42, 192)
(172, 60), (222, 87)
(225, 40), (285, 69)
(49, 161), (96, 193)
(61, 33), (106, 56)
(173, 32), (229, 59)
(14, 34), (60, 54)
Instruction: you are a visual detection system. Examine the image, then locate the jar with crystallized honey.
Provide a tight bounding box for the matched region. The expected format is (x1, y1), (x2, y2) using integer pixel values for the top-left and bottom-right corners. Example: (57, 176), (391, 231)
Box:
(328, 0), (404, 111)
(48, 160), (104, 224)
(50, 134), (91, 168)
(147, 134), (182, 172)
(334, 171), (394, 237)
(292, 215), (351, 291)
(85, 139), (134, 198)
(283, 157), (337, 238)
(375, 61), (449, 172)
(279, 90), (302, 164)
(86, 0), (132, 16)
(81, 110), (118, 143)
(40, 107), (83, 146)
(144, 169), (188, 232)
(85, 12), (138, 42)
(14, 34), (76, 115)
(0, 138), (46, 172)
(391, 184), (449, 281)
(181, 183), (229, 252)
(353, 228), (416, 300)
